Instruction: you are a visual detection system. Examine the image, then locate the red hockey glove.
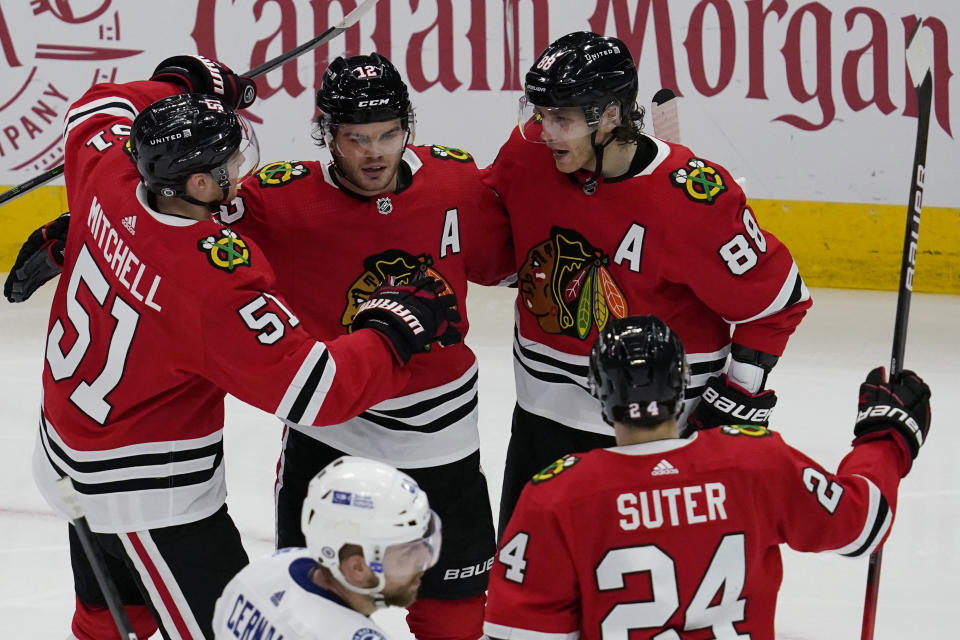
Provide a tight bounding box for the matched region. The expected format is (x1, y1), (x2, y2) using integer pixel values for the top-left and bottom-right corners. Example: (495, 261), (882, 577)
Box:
(853, 367), (930, 466)
(352, 277), (461, 365)
(685, 374), (777, 434)
(4, 212), (69, 303)
(150, 55), (257, 109)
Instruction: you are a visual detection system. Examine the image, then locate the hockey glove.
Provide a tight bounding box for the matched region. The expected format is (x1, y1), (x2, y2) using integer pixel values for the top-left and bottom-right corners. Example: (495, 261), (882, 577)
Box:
(853, 367), (930, 463)
(685, 374), (777, 434)
(4, 212), (69, 303)
(352, 277), (462, 365)
(150, 55), (257, 110)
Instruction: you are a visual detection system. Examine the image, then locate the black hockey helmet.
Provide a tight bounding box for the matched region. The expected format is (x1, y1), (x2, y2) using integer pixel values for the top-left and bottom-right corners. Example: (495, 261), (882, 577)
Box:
(588, 315), (688, 426)
(316, 53), (413, 125)
(524, 31), (638, 128)
(130, 93), (259, 202)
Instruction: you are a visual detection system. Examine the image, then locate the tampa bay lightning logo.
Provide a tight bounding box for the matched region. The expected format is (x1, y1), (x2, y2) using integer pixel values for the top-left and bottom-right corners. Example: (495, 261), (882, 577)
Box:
(353, 629), (386, 640)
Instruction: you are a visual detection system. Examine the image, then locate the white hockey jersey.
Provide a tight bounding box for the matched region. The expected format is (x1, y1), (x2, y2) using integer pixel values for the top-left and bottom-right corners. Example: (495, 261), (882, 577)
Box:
(212, 548), (392, 640)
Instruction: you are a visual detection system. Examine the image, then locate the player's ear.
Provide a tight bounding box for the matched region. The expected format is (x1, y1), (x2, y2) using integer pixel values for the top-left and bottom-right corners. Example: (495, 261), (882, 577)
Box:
(340, 549), (375, 587)
(184, 172), (212, 198)
(599, 103), (621, 133)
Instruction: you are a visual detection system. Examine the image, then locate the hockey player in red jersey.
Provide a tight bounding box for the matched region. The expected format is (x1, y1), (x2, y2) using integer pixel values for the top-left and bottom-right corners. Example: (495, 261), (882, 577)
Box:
(484, 32), (813, 535)
(33, 55), (460, 640)
(219, 53), (513, 640)
(485, 315), (931, 640)
(5, 52), (513, 640)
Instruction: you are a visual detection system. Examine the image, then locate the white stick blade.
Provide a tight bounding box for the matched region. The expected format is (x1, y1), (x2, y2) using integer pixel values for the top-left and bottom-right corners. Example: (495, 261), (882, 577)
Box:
(905, 19), (932, 88)
(56, 476), (84, 520)
(337, 0), (379, 29)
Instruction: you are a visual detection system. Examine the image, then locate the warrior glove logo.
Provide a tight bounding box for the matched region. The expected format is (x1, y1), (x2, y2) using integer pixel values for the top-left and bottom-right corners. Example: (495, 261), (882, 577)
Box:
(355, 298), (425, 335)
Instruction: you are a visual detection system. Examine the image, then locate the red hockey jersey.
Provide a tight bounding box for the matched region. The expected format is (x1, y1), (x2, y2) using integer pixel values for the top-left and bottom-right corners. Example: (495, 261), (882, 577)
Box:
(484, 427), (906, 640)
(483, 128), (812, 433)
(218, 145), (513, 467)
(34, 81), (409, 533)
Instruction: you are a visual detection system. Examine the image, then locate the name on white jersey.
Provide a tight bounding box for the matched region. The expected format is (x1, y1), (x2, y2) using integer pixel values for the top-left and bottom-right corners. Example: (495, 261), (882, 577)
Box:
(224, 593), (285, 640)
(86, 196), (162, 311)
(617, 482), (728, 530)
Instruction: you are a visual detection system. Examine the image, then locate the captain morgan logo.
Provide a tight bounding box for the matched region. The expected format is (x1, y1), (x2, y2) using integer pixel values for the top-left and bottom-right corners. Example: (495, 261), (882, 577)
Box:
(0, 2), (143, 174)
(199, 228), (251, 272)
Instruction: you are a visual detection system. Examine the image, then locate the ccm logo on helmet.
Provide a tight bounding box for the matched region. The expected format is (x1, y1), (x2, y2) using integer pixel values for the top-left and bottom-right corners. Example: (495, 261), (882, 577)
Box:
(701, 386), (772, 423)
(358, 98), (390, 107)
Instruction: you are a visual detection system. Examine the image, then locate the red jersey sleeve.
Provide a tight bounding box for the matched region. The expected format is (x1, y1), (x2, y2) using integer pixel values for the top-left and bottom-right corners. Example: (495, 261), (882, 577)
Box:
(662, 157), (811, 356)
(194, 234), (410, 426)
(484, 482), (582, 640)
(770, 434), (905, 557)
(460, 158), (515, 286)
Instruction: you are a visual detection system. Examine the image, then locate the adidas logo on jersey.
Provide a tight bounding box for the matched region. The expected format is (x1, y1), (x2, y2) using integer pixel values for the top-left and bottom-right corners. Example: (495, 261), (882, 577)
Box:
(270, 590), (285, 606)
(121, 215), (137, 235)
(651, 459), (679, 476)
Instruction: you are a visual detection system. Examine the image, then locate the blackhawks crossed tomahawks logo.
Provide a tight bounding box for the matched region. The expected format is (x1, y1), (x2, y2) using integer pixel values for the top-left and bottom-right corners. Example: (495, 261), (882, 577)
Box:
(671, 157), (727, 204)
(199, 228), (250, 272)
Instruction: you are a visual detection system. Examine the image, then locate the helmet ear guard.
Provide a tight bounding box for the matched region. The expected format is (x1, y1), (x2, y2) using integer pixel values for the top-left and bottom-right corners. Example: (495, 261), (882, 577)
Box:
(588, 315), (689, 426)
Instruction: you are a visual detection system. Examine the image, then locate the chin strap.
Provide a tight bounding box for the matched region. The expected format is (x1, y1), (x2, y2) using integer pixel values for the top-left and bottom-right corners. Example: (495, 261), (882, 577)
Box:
(580, 131), (616, 196)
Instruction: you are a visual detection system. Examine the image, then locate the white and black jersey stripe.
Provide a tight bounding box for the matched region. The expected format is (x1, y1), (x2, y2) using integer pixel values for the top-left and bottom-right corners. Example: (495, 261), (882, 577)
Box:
(64, 96), (138, 142)
(274, 342), (336, 425)
(727, 261), (811, 325)
(33, 412), (226, 534)
(287, 361), (481, 468)
(832, 474), (893, 558)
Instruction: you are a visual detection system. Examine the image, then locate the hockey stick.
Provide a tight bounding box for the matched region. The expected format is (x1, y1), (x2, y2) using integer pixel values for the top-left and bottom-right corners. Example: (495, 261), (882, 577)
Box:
(860, 18), (932, 640)
(650, 88), (680, 144)
(57, 477), (139, 640)
(0, 0), (379, 207)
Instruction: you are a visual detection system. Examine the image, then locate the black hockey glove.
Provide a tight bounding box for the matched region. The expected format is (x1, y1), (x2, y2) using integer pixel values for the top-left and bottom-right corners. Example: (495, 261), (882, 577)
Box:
(853, 367), (930, 463)
(685, 374), (777, 434)
(352, 277), (462, 365)
(150, 55), (257, 109)
(4, 212), (69, 303)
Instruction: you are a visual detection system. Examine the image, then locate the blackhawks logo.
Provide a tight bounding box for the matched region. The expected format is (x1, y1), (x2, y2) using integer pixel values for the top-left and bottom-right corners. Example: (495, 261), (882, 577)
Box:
(199, 228), (250, 272)
(518, 227), (627, 340)
(256, 161), (310, 187)
(340, 249), (454, 330)
(531, 455), (580, 484)
(671, 157), (727, 204)
(429, 144), (472, 162)
(720, 424), (771, 437)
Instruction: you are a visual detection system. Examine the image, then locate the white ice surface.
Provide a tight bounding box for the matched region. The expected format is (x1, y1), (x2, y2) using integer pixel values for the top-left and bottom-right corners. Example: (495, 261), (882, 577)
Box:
(1, 283), (956, 639)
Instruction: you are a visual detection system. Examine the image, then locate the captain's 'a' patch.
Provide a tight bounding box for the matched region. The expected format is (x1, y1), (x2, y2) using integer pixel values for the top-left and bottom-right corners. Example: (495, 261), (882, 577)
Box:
(256, 161), (310, 187)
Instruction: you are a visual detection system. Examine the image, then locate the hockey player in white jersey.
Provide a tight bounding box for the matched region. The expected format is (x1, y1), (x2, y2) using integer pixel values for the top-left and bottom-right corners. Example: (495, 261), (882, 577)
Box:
(212, 456), (440, 639)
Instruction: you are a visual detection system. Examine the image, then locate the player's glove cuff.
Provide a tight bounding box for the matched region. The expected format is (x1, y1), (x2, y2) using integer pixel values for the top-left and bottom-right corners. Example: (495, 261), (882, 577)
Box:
(685, 374), (777, 435)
